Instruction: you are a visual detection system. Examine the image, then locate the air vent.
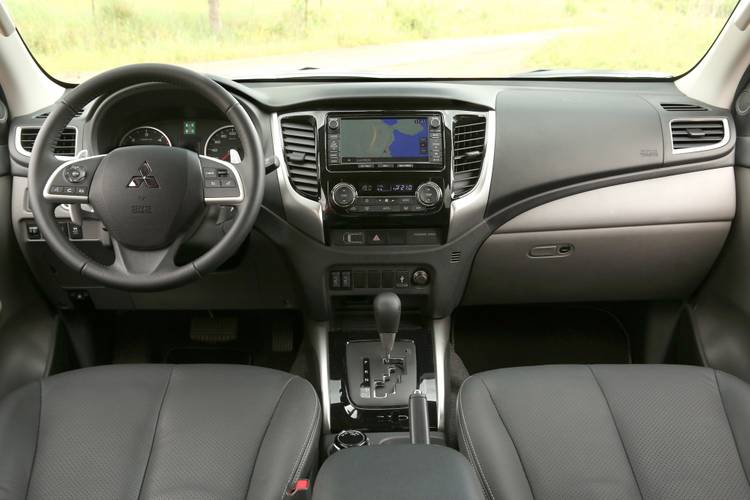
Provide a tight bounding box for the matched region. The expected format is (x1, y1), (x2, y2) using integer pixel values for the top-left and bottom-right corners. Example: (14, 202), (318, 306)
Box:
(452, 115), (487, 198)
(34, 109), (84, 119)
(450, 250), (462, 264)
(17, 127), (77, 157)
(661, 103), (707, 112)
(670, 119), (728, 153)
(281, 115), (319, 200)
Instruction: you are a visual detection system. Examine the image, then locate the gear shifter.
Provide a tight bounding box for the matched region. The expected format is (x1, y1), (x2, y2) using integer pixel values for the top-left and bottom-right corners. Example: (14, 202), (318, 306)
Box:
(373, 292), (401, 362)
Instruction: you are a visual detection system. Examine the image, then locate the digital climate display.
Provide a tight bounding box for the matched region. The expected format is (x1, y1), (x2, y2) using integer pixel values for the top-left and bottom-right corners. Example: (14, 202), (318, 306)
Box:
(339, 117), (429, 163)
(357, 182), (417, 196)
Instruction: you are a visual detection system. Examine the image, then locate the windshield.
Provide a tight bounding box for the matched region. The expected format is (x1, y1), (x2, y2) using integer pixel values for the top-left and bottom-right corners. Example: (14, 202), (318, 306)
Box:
(7, 0), (738, 82)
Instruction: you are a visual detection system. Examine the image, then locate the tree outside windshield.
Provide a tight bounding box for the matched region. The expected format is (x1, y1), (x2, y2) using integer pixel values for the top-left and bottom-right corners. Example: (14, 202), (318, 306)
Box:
(6, 0), (737, 82)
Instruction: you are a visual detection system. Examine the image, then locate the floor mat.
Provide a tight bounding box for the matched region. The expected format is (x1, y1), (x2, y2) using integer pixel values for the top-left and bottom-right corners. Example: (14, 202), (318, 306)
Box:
(454, 305), (631, 374)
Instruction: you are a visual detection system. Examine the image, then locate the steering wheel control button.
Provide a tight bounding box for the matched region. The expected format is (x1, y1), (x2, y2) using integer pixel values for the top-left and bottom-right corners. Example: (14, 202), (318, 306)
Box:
(201, 156), (243, 204)
(63, 165), (86, 183)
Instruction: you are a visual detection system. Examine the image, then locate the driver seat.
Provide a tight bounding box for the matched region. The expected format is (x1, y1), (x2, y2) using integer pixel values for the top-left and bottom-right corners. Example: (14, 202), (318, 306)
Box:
(0, 364), (321, 500)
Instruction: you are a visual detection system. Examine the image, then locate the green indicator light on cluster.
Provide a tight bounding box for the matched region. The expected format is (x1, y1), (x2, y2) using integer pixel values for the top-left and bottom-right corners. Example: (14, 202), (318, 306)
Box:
(183, 120), (197, 135)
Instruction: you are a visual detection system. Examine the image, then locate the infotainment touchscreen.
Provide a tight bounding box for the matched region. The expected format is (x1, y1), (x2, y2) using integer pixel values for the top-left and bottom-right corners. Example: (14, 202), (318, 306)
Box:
(326, 114), (443, 170)
(338, 117), (429, 163)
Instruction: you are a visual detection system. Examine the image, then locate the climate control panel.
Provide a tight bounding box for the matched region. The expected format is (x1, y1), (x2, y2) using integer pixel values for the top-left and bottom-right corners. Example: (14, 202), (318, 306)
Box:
(330, 181), (443, 214)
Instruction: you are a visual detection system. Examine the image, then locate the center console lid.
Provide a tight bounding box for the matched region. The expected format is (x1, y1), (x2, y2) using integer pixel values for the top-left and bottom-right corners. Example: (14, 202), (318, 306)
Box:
(312, 444), (484, 500)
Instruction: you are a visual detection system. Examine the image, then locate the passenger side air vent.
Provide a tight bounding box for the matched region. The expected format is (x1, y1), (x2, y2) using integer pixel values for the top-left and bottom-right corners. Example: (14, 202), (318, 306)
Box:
(34, 109), (84, 119)
(17, 127), (77, 157)
(670, 119), (728, 153)
(661, 103), (707, 112)
(452, 115), (487, 198)
(281, 115), (319, 200)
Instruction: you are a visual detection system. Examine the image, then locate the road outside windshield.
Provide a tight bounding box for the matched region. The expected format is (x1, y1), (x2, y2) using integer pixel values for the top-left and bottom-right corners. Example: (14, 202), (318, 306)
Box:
(6, 0), (738, 81)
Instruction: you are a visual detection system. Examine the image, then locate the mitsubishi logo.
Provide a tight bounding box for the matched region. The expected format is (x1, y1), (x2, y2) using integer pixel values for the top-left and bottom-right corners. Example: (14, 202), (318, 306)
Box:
(127, 161), (160, 188)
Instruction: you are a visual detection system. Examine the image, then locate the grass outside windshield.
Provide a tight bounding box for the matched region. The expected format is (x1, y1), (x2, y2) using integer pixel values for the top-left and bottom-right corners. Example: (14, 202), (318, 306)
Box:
(7, 0), (738, 82)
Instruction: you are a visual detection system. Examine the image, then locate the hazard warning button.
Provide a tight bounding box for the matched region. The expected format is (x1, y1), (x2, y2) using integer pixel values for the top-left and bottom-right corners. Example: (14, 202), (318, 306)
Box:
(365, 231), (387, 245)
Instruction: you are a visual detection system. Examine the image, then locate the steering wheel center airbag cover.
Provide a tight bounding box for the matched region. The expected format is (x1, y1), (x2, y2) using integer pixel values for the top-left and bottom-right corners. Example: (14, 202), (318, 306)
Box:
(89, 145), (204, 250)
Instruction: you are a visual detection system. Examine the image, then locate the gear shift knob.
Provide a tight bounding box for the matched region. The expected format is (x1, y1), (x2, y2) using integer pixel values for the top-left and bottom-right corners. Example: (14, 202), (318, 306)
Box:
(373, 292), (401, 360)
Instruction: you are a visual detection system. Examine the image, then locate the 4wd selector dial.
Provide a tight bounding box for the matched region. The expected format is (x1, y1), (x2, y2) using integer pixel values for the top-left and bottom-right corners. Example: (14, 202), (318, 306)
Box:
(415, 182), (442, 208)
(331, 182), (357, 208)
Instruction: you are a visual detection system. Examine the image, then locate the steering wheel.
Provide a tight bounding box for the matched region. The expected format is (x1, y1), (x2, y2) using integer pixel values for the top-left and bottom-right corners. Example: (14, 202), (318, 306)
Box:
(27, 64), (265, 291)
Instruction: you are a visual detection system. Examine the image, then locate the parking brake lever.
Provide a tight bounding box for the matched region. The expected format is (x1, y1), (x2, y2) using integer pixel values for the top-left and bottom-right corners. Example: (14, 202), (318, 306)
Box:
(409, 390), (430, 445)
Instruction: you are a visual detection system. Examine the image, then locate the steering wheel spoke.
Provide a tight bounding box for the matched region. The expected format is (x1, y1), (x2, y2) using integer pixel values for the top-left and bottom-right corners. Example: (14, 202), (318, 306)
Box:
(43, 154), (106, 204)
(109, 236), (184, 276)
(199, 155), (245, 205)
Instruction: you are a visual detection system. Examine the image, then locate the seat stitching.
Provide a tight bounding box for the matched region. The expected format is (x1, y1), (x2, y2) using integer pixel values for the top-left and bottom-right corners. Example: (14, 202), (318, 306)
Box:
(282, 383), (321, 498)
(242, 376), (294, 500)
(478, 375), (537, 500)
(23, 380), (43, 500)
(713, 370), (750, 490)
(136, 366), (174, 500)
(586, 366), (644, 500)
(457, 383), (495, 500)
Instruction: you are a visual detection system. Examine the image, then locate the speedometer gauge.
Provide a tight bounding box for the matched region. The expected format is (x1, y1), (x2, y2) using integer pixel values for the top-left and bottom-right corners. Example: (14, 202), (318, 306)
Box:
(119, 126), (171, 147)
(205, 125), (243, 163)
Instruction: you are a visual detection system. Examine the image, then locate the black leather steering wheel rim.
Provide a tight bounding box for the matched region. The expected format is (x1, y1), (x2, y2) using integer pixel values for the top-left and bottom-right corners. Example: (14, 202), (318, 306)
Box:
(27, 63), (265, 291)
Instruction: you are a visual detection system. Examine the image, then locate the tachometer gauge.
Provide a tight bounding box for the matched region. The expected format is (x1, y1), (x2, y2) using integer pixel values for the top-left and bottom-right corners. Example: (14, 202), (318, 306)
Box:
(119, 126), (171, 147)
(205, 125), (243, 163)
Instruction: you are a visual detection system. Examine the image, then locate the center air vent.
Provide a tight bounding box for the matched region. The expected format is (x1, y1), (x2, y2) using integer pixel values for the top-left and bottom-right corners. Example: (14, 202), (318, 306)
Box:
(280, 115), (319, 200)
(670, 119), (728, 153)
(452, 115), (487, 198)
(661, 103), (707, 112)
(17, 127), (77, 157)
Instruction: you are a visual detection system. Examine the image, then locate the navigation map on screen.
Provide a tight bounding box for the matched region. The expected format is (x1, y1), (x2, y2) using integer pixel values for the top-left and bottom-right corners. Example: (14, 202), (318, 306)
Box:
(339, 118), (429, 161)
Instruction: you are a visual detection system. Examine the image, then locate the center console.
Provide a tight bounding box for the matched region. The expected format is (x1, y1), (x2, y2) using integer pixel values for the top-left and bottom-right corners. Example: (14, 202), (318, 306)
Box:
(321, 111), (452, 249)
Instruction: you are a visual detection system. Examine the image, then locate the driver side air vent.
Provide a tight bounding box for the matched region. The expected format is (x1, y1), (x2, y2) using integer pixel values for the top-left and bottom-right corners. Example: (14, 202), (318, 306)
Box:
(670, 119), (728, 153)
(17, 127), (77, 157)
(281, 115), (319, 200)
(452, 115), (487, 198)
(34, 109), (84, 119)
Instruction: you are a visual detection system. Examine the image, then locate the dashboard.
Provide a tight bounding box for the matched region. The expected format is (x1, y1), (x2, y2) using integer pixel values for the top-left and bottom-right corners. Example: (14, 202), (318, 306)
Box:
(5, 77), (738, 318)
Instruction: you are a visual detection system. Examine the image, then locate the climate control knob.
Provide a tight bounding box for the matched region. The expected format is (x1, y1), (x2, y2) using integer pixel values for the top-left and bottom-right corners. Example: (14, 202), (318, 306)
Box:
(331, 182), (357, 208)
(415, 182), (442, 208)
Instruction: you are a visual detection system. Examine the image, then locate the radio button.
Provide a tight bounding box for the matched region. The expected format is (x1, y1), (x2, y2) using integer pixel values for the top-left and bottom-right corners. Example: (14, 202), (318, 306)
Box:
(396, 163), (413, 169)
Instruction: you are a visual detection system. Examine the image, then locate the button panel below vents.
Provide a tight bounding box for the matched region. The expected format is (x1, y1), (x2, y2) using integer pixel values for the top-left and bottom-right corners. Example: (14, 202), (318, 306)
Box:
(281, 116), (319, 200)
(452, 115), (487, 198)
(670, 119), (728, 153)
(18, 127), (77, 157)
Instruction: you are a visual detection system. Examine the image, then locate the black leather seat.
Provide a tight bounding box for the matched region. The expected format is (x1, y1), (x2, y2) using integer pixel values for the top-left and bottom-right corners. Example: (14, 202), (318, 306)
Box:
(458, 364), (750, 500)
(0, 364), (321, 500)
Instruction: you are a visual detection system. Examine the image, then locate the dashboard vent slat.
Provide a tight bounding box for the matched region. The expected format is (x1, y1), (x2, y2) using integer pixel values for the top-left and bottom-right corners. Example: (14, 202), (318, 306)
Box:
(281, 115), (319, 200)
(452, 114), (487, 198)
(661, 103), (707, 112)
(18, 127), (77, 157)
(33, 109), (84, 119)
(670, 119), (728, 153)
